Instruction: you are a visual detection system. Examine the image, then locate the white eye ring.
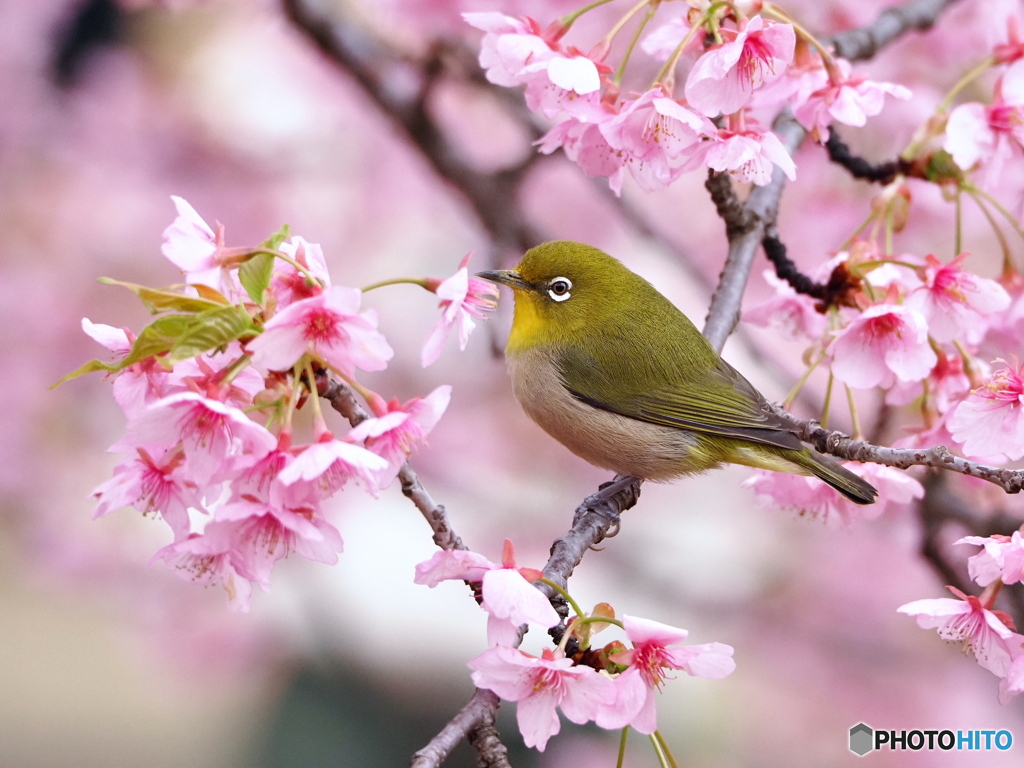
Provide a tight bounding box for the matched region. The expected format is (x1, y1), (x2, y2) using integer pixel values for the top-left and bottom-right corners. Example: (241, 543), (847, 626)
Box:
(548, 277), (572, 302)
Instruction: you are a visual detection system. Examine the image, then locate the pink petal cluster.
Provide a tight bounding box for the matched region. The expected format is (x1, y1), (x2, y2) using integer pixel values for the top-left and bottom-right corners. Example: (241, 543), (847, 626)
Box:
(161, 196), (245, 297)
(422, 253), (499, 367)
(414, 541), (559, 646)
(898, 586), (1021, 676)
(469, 647), (616, 751)
(743, 270), (826, 341)
(948, 360), (1024, 461)
(945, 59), (1024, 183)
(958, 533), (1024, 587)
(684, 16), (796, 117)
(247, 285), (393, 377)
(829, 304), (936, 389)
(904, 253), (1010, 344)
(794, 59), (911, 141)
(595, 616), (735, 734)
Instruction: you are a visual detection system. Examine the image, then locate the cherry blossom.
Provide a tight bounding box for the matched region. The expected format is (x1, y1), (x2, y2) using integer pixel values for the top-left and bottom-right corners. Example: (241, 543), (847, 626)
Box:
(794, 59), (911, 141)
(115, 391), (277, 486)
(468, 646), (615, 751)
(462, 12), (550, 87)
(348, 385), (451, 486)
(275, 436), (389, 501)
(684, 16), (796, 117)
(898, 586), (1018, 676)
(151, 530), (254, 613)
(600, 91), (714, 191)
(161, 196), (246, 295)
(958, 533), (1024, 587)
(640, 16), (695, 62)
(91, 446), (203, 541)
(413, 541), (559, 646)
(82, 318), (170, 417)
(596, 616), (735, 734)
(521, 52), (607, 121)
(422, 253), (499, 367)
(682, 127), (797, 186)
(247, 285), (393, 377)
(269, 236), (331, 307)
(743, 269), (827, 342)
(829, 304), (936, 389)
(904, 253), (1010, 344)
(537, 117), (625, 195)
(945, 59), (1024, 181)
(948, 360), (1024, 461)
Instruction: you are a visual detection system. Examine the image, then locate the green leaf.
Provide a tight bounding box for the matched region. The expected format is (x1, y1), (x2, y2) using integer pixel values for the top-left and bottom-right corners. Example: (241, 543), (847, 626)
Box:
(51, 358), (120, 388)
(239, 251), (275, 304)
(120, 314), (197, 367)
(99, 277), (226, 314)
(262, 223), (290, 252)
(169, 305), (254, 363)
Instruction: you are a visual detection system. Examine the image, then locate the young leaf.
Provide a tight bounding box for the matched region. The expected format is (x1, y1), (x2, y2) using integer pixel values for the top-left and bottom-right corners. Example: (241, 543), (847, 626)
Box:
(99, 278), (226, 314)
(169, 305), (254, 363)
(239, 251), (275, 304)
(51, 358), (120, 388)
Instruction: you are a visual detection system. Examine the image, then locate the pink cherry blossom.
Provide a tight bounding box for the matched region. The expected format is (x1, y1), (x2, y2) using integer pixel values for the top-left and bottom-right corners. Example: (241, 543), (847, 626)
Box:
(537, 117), (625, 195)
(115, 391), (277, 486)
(948, 360), (1024, 461)
(151, 530), (254, 613)
(898, 586), (1018, 676)
(599, 91), (714, 191)
(681, 127), (797, 186)
(269, 236), (331, 307)
(794, 59), (911, 141)
(422, 253), (498, 367)
(82, 318), (170, 417)
(521, 52), (607, 121)
(462, 12), (550, 87)
(684, 16), (796, 117)
(468, 646), (615, 751)
(885, 349), (973, 412)
(91, 446), (203, 541)
(999, 652), (1024, 704)
(958, 533), (1024, 587)
(413, 540), (559, 646)
(829, 304), (936, 389)
(166, 344), (265, 408)
(348, 385), (451, 487)
(641, 16), (695, 62)
(743, 270), (827, 341)
(944, 59), (1024, 184)
(247, 285), (393, 377)
(904, 253), (1010, 344)
(744, 462), (923, 524)
(596, 615), (734, 734)
(161, 196), (245, 295)
(275, 436), (389, 501)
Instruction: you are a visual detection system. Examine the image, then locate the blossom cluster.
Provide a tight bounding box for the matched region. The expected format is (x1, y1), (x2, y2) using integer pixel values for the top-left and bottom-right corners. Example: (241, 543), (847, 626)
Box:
(465, 2), (908, 194)
(899, 531), (1024, 703)
(69, 196), (497, 610)
(415, 543), (735, 750)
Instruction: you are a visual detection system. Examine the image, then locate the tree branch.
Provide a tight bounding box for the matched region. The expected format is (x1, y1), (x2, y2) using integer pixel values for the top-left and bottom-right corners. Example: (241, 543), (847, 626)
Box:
(409, 689), (506, 768)
(828, 0), (964, 62)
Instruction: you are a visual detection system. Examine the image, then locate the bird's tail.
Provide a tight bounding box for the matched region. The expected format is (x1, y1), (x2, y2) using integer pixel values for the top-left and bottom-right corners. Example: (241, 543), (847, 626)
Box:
(793, 449), (878, 505)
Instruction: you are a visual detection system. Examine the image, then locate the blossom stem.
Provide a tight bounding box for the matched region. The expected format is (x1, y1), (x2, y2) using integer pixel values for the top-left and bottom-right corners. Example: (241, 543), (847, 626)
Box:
(839, 211), (876, 253)
(654, 731), (680, 768)
(602, 0), (658, 51)
(561, 0), (618, 29)
(361, 276), (430, 293)
(967, 184), (1024, 244)
(820, 371), (835, 430)
(652, 8), (708, 86)
(614, 1), (661, 86)
(964, 188), (1016, 275)
(250, 247), (320, 287)
(537, 577), (586, 619)
(936, 55), (998, 114)
(763, 4), (841, 80)
(954, 186), (963, 256)
(845, 384), (863, 441)
(616, 727), (629, 768)
(303, 358), (327, 433)
(216, 353), (253, 388)
(784, 353), (824, 408)
(649, 732), (671, 768)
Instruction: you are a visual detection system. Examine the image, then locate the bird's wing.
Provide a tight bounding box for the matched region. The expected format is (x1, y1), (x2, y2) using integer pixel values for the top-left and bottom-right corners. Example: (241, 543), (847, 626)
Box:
(558, 347), (804, 451)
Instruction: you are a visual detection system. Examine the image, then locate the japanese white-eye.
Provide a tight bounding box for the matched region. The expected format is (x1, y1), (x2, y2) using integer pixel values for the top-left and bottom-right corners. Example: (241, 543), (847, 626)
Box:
(478, 240), (877, 505)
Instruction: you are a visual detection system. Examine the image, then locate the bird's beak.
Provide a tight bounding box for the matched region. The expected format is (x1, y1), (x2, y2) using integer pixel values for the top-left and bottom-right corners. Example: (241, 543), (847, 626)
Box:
(476, 269), (530, 291)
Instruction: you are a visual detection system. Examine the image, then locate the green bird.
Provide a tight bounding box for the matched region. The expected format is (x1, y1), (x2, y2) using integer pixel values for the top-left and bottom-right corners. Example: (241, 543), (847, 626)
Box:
(477, 240), (877, 504)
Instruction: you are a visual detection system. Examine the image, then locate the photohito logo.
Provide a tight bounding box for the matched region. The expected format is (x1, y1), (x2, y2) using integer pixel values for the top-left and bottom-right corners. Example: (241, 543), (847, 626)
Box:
(849, 723), (1013, 756)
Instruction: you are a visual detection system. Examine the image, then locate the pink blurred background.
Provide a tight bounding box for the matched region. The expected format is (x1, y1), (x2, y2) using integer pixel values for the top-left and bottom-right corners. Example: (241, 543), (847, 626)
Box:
(4, 0), (1023, 766)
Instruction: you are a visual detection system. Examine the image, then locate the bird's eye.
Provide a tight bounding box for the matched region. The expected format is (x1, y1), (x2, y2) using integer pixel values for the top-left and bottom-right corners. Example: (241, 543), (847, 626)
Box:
(547, 277), (572, 302)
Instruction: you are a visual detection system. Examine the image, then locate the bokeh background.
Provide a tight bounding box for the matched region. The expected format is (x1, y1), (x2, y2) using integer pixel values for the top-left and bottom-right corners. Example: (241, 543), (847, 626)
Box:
(5, 0), (1024, 766)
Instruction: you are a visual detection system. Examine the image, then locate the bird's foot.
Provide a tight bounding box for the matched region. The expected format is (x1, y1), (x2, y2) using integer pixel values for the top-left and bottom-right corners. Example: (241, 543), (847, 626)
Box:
(573, 474), (643, 528)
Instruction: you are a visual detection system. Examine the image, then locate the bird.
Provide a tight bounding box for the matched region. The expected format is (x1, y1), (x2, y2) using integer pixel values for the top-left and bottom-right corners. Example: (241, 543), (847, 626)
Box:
(476, 240), (878, 504)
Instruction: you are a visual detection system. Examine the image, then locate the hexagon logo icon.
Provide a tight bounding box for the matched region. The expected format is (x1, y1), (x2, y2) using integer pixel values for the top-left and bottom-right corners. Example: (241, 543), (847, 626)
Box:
(850, 723), (874, 756)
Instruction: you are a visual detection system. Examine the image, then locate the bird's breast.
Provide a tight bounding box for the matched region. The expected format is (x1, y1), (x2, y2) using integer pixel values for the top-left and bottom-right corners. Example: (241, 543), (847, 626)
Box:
(506, 346), (715, 480)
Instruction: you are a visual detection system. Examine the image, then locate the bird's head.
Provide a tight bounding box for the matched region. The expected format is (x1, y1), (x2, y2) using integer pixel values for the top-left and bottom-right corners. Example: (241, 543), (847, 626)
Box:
(477, 241), (637, 351)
